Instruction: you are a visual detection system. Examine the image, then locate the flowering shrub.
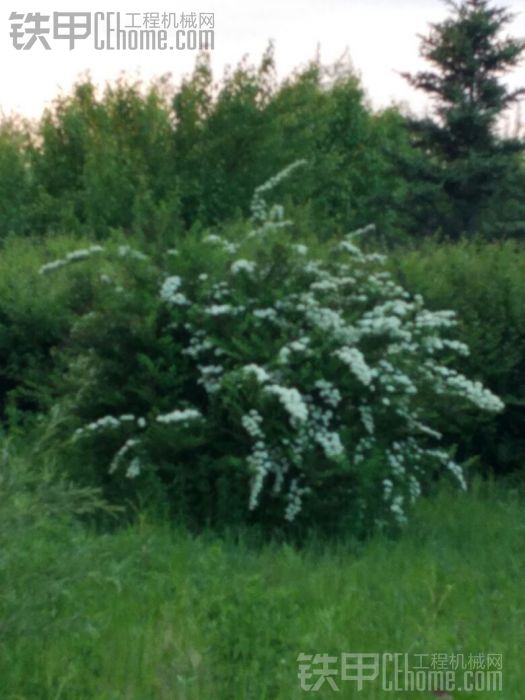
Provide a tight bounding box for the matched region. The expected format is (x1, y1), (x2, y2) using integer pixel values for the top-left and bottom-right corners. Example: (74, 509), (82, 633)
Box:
(43, 163), (504, 534)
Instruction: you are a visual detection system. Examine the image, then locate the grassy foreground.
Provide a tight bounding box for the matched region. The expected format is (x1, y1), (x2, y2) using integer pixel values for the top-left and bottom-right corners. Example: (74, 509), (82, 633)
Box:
(1, 467), (524, 699)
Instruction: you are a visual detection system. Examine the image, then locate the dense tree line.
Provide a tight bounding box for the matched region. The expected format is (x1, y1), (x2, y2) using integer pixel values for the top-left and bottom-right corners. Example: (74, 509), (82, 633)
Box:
(0, 50), (415, 243)
(0, 1), (523, 245)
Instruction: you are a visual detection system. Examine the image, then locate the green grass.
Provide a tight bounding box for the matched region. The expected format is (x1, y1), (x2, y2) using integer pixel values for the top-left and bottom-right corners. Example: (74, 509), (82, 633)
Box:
(1, 450), (524, 699)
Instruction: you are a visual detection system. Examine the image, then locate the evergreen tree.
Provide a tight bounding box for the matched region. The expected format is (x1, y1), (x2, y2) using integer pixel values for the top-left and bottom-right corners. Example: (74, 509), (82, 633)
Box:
(403, 0), (525, 238)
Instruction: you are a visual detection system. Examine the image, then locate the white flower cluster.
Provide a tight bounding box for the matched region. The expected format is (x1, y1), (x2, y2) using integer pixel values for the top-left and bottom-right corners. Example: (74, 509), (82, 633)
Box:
(211, 281), (230, 300)
(376, 360), (417, 396)
(337, 240), (363, 258)
(73, 413), (147, 441)
(359, 404), (375, 435)
(264, 385), (309, 424)
(205, 304), (234, 316)
(278, 337), (311, 364)
(423, 336), (470, 356)
(242, 364), (271, 384)
(156, 408), (202, 424)
(231, 259), (256, 275)
(126, 457), (142, 479)
(241, 410), (264, 439)
(182, 333), (217, 360)
(118, 245), (148, 261)
(315, 380), (342, 408)
(315, 429), (344, 459)
(293, 244), (308, 256)
(334, 347), (375, 386)
(284, 479), (310, 522)
(252, 308), (279, 322)
(203, 234), (222, 244)
(74, 412), (148, 479)
(197, 365), (224, 393)
(415, 309), (456, 329)
(247, 441), (276, 510)
(39, 245), (104, 274)
(160, 276), (189, 305)
(109, 438), (140, 474)
(424, 362), (504, 412)
(301, 300), (361, 345)
(73, 414), (120, 439)
(250, 159), (307, 224)
(390, 495), (407, 526)
(203, 234), (239, 255)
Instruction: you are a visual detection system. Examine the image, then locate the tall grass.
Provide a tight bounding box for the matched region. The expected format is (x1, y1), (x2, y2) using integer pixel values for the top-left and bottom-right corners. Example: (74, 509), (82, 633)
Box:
(1, 444), (523, 698)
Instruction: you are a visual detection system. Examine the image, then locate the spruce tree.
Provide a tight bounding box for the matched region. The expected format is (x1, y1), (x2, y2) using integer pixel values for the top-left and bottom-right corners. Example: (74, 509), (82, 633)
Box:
(403, 0), (525, 238)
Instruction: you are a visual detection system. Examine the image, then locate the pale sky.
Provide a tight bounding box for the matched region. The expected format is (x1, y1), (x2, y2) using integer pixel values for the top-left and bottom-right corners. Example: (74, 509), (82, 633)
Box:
(1, 0), (524, 121)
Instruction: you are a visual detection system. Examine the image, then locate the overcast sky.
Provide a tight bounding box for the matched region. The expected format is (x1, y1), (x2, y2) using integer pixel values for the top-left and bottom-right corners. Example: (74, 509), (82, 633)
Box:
(1, 0), (524, 120)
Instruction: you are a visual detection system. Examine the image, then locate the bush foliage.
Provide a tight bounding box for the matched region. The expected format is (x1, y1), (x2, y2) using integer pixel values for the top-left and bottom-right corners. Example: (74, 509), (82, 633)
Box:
(31, 166), (503, 535)
(0, 234), (105, 420)
(392, 238), (525, 475)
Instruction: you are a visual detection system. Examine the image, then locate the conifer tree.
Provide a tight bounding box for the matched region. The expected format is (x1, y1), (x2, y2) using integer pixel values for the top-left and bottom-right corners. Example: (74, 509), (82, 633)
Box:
(403, 0), (525, 237)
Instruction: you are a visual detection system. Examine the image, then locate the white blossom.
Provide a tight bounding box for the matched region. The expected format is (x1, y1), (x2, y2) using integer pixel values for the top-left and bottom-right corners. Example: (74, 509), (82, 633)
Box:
(126, 457), (141, 479)
(334, 347), (375, 386)
(264, 385), (308, 423)
(118, 245), (148, 261)
(242, 364), (270, 384)
(39, 245), (104, 275)
(231, 259), (256, 275)
(156, 408), (202, 424)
